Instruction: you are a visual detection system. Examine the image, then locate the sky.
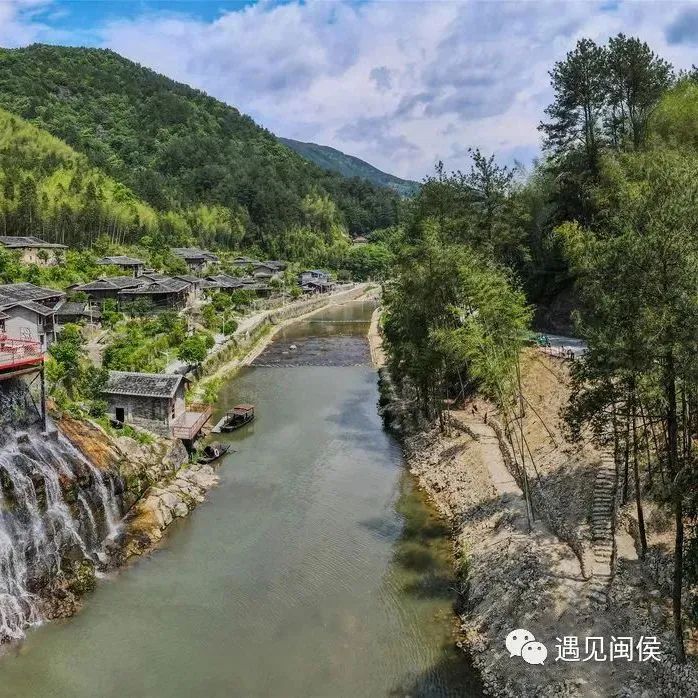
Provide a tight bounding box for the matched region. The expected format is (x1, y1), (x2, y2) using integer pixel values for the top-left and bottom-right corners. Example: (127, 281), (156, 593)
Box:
(1, 0), (698, 181)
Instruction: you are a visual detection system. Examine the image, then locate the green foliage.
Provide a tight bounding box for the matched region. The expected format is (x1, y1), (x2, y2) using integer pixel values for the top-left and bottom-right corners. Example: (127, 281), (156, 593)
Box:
(102, 315), (187, 372)
(0, 44), (400, 245)
(383, 231), (531, 415)
(561, 148), (698, 658)
(177, 332), (213, 365)
(201, 378), (222, 406)
(48, 324), (84, 396)
(0, 108), (158, 246)
(406, 154), (530, 274)
(650, 79), (698, 151)
(344, 243), (393, 280)
(47, 324), (108, 416)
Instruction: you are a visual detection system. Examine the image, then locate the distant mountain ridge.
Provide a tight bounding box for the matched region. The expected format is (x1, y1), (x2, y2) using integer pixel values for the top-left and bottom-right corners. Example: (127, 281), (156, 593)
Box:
(279, 138), (420, 197)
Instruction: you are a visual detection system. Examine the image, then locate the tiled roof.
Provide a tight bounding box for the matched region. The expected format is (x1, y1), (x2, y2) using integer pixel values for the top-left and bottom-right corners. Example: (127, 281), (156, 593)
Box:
(72, 276), (144, 292)
(0, 236), (67, 249)
(119, 278), (191, 295)
(0, 282), (64, 305)
(171, 247), (219, 262)
(205, 274), (243, 289)
(55, 301), (101, 318)
(0, 300), (57, 316)
(104, 371), (187, 399)
(97, 256), (145, 266)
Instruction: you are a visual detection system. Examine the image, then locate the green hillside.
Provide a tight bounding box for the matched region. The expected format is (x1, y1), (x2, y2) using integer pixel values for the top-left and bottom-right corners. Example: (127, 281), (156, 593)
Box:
(0, 44), (399, 242)
(279, 138), (420, 197)
(0, 106), (162, 245)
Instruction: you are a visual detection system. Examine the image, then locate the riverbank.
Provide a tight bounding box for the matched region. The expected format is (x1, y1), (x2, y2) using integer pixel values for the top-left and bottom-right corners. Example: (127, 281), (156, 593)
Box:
(380, 350), (698, 698)
(31, 287), (377, 632)
(193, 282), (375, 396)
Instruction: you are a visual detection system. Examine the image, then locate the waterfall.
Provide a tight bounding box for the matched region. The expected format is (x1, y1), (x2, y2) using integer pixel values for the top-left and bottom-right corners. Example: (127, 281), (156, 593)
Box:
(0, 433), (122, 643)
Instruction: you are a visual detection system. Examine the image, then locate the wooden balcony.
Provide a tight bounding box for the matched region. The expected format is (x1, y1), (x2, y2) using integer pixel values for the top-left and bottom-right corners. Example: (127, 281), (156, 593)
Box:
(0, 335), (44, 377)
(171, 403), (212, 441)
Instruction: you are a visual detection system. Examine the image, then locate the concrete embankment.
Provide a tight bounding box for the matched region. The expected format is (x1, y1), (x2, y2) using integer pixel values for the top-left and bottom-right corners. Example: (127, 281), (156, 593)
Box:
(378, 351), (698, 698)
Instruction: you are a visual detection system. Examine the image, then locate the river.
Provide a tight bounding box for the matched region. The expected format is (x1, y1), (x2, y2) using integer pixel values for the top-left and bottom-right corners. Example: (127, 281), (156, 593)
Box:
(0, 299), (481, 697)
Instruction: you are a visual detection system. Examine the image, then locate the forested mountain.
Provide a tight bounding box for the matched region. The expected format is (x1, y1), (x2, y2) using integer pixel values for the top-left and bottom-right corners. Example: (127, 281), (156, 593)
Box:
(279, 138), (420, 197)
(0, 107), (160, 245)
(0, 44), (400, 244)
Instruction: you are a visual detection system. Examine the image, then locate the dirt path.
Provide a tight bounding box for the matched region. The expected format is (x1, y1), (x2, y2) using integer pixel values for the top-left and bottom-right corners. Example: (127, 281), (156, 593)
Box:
(464, 416), (521, 497)
(367, 306), (386, 369)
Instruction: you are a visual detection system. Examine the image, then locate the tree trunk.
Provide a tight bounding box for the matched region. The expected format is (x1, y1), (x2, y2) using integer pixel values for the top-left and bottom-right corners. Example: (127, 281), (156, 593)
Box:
(631, 390), (647, 558)
(664, 350), (685, 661)
(673, 497), (686, 662)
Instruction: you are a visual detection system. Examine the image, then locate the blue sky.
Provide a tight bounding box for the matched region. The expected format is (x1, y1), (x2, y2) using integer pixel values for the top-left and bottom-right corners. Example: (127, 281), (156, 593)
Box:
(2, 1), (698, 180)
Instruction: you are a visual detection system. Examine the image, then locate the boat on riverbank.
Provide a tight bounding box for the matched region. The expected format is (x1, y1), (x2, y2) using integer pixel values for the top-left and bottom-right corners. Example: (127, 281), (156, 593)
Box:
(216, 404), (255, 432)
(197, 441), (231, 464)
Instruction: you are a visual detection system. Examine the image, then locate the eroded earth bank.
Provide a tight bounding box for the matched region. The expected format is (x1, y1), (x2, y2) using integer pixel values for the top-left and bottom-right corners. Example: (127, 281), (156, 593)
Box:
(380, 348), (698, 698)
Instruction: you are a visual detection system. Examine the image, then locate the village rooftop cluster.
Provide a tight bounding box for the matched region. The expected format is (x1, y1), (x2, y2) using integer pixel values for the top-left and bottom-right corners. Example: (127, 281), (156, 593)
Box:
(0, 235), (336, 443)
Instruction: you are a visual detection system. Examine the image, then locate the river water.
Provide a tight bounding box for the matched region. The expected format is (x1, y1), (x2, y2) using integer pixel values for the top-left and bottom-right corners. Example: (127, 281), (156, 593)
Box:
(0, 300), (481, 697)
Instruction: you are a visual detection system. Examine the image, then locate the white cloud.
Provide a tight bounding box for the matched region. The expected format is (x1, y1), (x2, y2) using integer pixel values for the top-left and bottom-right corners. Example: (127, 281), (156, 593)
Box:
(5, 1), (698, 180)
(0, 0), (53, 46)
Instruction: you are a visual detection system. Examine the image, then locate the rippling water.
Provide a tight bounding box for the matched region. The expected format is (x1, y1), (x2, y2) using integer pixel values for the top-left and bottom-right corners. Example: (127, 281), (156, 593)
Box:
(0, 300), (481, 697)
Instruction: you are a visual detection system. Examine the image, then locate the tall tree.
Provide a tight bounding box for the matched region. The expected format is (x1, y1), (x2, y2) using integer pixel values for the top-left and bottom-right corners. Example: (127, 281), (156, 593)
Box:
(540, 38), (608, 175)
(562, 149), (698, 661)
(605, 34), (673, 149)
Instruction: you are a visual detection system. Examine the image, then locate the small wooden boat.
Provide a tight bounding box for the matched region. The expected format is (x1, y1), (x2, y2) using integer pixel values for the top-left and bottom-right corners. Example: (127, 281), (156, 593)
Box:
(197, 441), (231, 464)
(220, 404), (255, 432)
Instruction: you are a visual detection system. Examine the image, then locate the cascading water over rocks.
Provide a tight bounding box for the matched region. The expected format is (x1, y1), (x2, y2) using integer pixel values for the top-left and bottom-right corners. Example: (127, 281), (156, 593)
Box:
(0, 380), (121, 642)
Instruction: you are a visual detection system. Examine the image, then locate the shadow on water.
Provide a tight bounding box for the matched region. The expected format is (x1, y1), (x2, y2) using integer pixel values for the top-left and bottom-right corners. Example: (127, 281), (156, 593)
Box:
(389, 651), (485, 698)
(379, 471), (484, 696)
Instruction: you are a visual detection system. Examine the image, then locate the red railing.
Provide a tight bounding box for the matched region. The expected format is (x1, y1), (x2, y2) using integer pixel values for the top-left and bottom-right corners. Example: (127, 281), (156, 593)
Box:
(171, 403), (212, 440)
(0, 334), (44, 372)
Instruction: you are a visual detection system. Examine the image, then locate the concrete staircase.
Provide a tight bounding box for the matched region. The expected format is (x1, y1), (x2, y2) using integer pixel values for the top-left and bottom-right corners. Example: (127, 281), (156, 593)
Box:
(588, 454), (617, 605)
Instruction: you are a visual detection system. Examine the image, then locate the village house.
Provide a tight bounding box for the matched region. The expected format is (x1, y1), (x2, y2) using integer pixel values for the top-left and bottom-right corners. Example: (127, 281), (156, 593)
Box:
(103, 371), (211, 441)
(299, 269), (330, 286)
(97, 255), (146, 277)
(252, 263), (282, 281)
(230, 256), (259, 268)
(0, 282), (65, 344)
(0, 236), (67, 267)
(263, 260), (287, 271)
(118, 277), (192, 312)
(202, 274), (245, 292)
(301, 278), (335, 294)
(54, 300), (101, 327)
(171, 247), (219, 274)
(70, 276), (145, 305)
(352, 236), (369, 245)
(174, 274), (203, 304)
